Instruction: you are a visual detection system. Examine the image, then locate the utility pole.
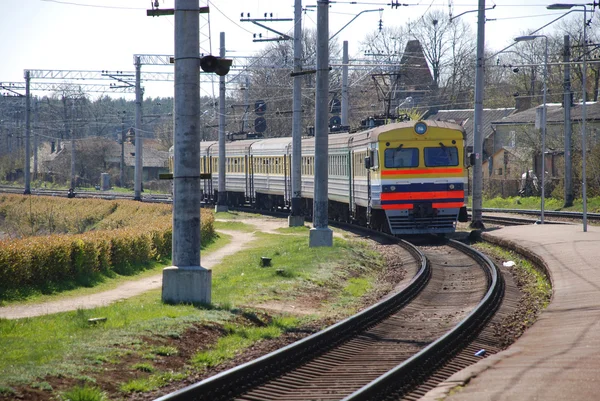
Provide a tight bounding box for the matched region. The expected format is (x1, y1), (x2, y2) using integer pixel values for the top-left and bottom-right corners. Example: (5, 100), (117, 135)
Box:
(563, 34), (573, 207)
(243, 75), (250, 133)
(70, 101), (76, 193)
(470, 0), (485, 230)
(216, 31), (228, 213)
(309, 0), (333, 247)
(289, 0), (304, 227)
(33, 99), (38, 181)
(24, 70), (31, 195)
(120, 111), (126, 186)
(162, 0), (211, 304)
(341, 40), (349, 127)
(134, 56), (143, 201)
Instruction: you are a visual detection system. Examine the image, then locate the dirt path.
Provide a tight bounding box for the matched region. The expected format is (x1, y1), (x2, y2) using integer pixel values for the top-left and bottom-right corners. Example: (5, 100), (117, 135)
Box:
(0, 218), (291, 320)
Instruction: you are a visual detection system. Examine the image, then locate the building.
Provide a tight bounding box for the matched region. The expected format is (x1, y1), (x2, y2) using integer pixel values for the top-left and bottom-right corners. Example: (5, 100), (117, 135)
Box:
(35, 137), (169, 187)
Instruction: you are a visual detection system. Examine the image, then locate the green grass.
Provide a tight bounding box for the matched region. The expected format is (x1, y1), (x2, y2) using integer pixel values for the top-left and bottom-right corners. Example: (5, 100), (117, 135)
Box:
(474, 242), (551, 305)
(343, 277), (372, 297)
(483, 195), (600, 213)
(210, 232), (382, 310)
(213, 220), (256, 232)
(214, 210), (262, 220)
(275, 225), (310, 234)
(0, 216), (385, 395)
(61, 384), (108, 401)
(132, 362), (155, 373)
(120, 371), (187, 393)
(191, 316), (297, 369)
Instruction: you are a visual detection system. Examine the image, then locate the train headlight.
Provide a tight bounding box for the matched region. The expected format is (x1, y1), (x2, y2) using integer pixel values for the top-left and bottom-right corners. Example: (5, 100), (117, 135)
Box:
(414, 121), (427, 135)
(449, 184), (455, 190)
(390, 186), (396, 192)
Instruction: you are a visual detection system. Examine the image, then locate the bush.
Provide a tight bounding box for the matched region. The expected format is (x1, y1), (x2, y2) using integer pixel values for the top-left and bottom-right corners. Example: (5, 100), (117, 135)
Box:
(0, 196), (215, 295)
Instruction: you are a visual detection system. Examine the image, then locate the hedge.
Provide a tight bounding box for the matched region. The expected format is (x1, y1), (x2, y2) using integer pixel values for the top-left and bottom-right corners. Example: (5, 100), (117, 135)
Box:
(0, 199), (215, 293)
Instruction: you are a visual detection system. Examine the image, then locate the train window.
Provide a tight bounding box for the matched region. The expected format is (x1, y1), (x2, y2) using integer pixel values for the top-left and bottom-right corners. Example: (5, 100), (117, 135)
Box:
(384, 148), (418, 168)
(424, 146), (459, 167)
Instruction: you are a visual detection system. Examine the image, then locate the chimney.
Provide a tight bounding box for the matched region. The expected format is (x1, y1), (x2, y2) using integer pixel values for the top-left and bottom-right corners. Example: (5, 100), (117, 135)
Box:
(515, 96), (531, 112)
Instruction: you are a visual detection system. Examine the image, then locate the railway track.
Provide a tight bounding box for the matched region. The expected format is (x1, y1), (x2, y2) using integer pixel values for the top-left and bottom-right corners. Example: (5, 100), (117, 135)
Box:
(154, 237), (503, 401)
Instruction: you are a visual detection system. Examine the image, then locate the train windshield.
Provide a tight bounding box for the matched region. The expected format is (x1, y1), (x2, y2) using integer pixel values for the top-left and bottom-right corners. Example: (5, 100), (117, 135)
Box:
(424, 146), (459, 167)
(384, 147), (418, 168)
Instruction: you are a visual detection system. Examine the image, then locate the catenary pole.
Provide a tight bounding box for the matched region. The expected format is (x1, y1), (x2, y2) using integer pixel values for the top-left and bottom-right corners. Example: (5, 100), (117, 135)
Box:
(582, 6), (588, 232)
(341, 41), (349, 127)
(162, 0), (211, 304)
(309, 0), (333, 247)
(470, 0), (485, 230)
(289, 0), (304, 227)
(33, 99), (38, 181)
(216, 31), (228, 213)
(120, 114), (125, 186)
(564, 35), (573, 207)
(134, 56), (143, 201)
(24, 70), (31, 195)
(70, 102), (76, 192)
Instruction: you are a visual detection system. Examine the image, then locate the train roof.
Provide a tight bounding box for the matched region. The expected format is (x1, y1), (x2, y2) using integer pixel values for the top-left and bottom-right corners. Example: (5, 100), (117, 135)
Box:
(249, 137), (293, 154)
(370, 120), (463, 138)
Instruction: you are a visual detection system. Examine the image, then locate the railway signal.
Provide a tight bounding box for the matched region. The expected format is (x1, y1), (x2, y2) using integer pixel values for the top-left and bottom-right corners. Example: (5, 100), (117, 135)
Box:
(200, 56), (232, 76)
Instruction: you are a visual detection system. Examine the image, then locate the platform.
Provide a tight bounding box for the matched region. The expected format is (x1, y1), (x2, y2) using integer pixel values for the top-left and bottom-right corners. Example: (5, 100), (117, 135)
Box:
(423, 223), (600, 401)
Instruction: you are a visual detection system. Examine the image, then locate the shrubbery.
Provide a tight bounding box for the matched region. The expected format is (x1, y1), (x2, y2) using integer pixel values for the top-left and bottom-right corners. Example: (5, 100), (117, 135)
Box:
(0, 195), (215, 294)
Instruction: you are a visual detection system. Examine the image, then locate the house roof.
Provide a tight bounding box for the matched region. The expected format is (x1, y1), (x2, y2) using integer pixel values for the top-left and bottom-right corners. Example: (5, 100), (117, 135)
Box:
(425, 108), (516, 146)
(492, 101), (600, 125)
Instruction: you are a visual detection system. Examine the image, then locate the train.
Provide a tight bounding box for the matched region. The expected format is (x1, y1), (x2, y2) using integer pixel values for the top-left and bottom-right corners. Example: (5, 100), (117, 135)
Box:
(169, 120), (470, 235)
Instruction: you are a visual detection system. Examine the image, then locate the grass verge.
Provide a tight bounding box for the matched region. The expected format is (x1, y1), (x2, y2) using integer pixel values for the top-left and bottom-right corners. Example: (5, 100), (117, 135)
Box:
(0, 217), (386, 401)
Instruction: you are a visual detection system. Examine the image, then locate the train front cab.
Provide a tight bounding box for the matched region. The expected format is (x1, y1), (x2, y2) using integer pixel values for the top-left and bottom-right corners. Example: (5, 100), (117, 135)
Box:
(374, 120), (468, 235)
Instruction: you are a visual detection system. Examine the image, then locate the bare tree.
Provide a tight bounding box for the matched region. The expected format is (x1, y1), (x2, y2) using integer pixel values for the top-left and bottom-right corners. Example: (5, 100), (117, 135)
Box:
(409, 9), (476, 109)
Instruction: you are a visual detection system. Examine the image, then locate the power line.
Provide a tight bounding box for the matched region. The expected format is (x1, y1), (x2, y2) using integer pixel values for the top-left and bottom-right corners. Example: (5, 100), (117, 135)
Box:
(40, 0), (144, 10)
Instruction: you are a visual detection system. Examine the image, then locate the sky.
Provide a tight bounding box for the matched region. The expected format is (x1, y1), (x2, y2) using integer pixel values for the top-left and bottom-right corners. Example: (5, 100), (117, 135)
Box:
(0, 0), (594, 100)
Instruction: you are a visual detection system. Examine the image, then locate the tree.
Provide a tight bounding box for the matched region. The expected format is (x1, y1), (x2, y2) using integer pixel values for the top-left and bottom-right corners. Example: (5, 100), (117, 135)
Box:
(239, 28), (342, 137)
(408, 10), (476, 109)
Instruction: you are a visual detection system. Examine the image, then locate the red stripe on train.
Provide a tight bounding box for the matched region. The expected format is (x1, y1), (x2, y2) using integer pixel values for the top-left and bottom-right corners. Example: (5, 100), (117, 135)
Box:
(381, 190), (464, 201)
(382, 168), (464, 175)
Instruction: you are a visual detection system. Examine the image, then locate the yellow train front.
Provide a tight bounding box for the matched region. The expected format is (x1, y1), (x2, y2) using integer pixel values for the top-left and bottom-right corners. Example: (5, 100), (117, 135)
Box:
(369, 120), (469, 235)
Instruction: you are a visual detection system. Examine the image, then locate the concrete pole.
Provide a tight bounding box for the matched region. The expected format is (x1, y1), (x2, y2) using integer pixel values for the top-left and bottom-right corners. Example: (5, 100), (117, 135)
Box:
(216, 31), (228, 213)
(341, 41), (349, 127)
(134, 56), (143, 201)
(33, 99), (38, 181)
(243, 76), (250, 132)
(563, 35), (573, 207)
(70, 102), (76, 192)
(581, 6), (588, 232)
(309, 0), (333, 247)
(24, 70), (31, 195)
(289, 0), (304, 227)
(162, 0), (211, 305)
(470, 0), (485, 230)
(120, 115), (125, 186)
(541, 36), (548, 224)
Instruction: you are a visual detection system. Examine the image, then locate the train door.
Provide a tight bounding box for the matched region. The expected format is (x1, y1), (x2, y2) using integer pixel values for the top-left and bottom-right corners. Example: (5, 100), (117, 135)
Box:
(208, 156), (214, 202)
(202, 155), (212, 203)
(366, 155), (372, 227)
(249, 155), (255, 206)
(347, 149), (353, 218)
(284, 154), (290, 207)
